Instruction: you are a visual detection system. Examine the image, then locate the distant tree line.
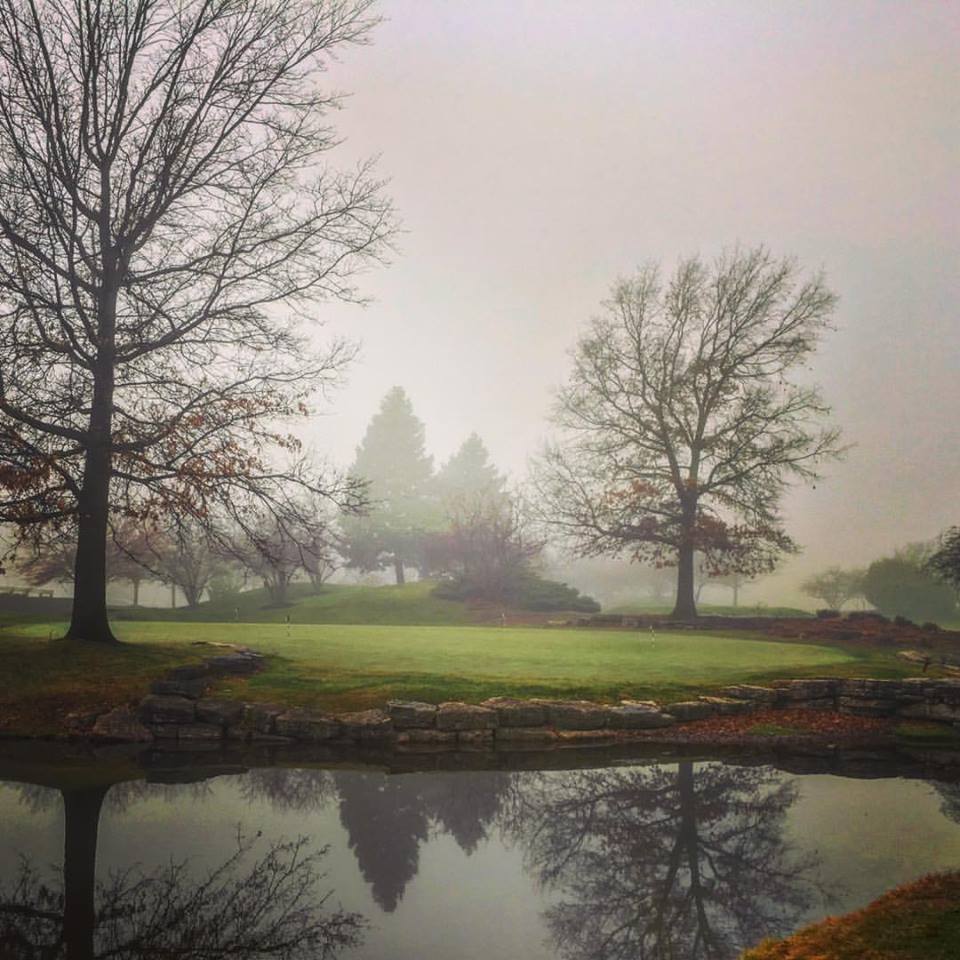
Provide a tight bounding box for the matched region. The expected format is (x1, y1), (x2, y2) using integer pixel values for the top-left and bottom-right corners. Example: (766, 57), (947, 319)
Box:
(339, 386), (598, 612)
(802, 533), (960, 624)
(10, 385), (600, 614)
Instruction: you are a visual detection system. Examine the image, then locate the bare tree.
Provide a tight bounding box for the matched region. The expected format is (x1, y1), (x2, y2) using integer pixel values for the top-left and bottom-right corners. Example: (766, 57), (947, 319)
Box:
(142, 520), (221, 608)
(534, 248), (842, 619)
(800, 566), (866, 611)
(503, 761), (825, 960)
(226, 506), (334, 606)
(0, 792), (365, 960)
(0, 0), (392, 642)
(17, 518), (153, 604)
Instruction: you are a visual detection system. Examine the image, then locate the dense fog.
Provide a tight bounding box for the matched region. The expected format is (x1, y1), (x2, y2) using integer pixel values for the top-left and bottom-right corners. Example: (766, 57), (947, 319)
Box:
(303, 0), (958, 605)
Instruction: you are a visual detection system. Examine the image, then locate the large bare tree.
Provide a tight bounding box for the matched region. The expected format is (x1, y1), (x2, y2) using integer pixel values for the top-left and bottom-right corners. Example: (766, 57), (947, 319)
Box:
(534, 248), (842, 619)
(0, 0), (392, 641)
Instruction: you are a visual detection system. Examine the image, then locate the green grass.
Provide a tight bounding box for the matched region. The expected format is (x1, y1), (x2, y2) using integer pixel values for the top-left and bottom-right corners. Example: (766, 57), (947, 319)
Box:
(0, 632), (208, 736)
(110, 580), (483, 626)
(3, 618), (882, 724)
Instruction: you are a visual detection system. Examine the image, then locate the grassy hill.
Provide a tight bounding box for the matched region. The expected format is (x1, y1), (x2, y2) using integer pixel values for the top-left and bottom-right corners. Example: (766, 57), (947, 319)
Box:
(110, 580), (493, 626)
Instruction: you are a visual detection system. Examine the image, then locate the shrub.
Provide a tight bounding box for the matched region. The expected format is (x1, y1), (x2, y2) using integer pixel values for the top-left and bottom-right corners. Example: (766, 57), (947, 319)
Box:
(433, 573), (601, 613)
(863, 557), (957, 624)
(816, 608), (840, 619)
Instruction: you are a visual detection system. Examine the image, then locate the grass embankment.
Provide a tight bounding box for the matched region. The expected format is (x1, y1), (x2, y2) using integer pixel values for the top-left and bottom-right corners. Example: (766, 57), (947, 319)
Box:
(742, 871), (960, 960)
(0, 582), (946, 736)
(0, 615), (914, 734)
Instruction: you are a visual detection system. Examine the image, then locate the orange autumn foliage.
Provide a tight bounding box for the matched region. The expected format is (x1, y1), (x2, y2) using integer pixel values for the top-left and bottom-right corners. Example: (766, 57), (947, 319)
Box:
(741, 871), (960, 960)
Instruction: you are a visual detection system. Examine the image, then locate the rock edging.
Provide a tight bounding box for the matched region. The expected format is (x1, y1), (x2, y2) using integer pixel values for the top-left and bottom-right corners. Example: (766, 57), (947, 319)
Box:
(88, 653), (960, 749)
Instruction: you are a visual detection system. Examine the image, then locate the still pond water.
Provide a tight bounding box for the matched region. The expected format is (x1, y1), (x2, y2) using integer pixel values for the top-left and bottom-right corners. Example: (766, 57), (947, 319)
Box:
(2, 754), (960, 958)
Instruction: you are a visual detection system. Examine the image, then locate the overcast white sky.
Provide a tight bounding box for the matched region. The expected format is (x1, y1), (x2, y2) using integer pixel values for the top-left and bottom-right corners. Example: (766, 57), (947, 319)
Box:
(306, 0), (959, 593)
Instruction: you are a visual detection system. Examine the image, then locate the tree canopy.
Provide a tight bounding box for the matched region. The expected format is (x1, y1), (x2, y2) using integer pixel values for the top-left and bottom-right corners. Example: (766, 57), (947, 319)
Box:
(0, 0), (392, 641)
(928, 527), (960, 593)
(801, 566), (866, 611)
(435, 433), (506, 504)
(534, 247), (842, 618)
(341, 387), (436, 584)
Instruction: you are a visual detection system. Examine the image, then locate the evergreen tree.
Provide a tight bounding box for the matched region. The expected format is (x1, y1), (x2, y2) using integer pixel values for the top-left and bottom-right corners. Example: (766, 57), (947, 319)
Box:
(341, 387), (436, 584)
(435, 433), (506, 504)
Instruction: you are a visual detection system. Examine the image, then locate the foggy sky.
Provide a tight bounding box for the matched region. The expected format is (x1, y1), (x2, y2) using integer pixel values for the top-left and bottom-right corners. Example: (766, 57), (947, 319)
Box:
(306, 0), (959, 597)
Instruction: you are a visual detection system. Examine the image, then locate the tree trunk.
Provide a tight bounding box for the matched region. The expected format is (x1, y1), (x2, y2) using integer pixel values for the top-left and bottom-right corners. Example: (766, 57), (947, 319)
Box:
(678, 761), (716, 953)
(671, 541), (697, 619)
(132, 578), (140, 607)
(66, 412), (116, 643)
(62, 785), (108, 960)
(170, 583), (177, 608)
(393, 556), (405, 585)
(670, 502), (698, 619)
(66, 244), (118, 642)
(732, 579), (739, 607)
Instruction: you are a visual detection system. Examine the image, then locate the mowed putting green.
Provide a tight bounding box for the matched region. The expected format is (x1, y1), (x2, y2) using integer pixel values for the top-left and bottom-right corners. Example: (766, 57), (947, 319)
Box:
(15, 620), (857, 713)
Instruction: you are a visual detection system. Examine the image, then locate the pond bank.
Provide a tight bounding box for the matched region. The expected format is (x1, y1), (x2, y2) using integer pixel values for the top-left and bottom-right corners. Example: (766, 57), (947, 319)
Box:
(73, 644), (960, 754)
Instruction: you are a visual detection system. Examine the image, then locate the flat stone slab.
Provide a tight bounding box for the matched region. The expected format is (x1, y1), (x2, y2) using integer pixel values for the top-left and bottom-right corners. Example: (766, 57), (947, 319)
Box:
(150, 677), (208, 699)
(720, 684), (779, 702)
(608, 704), (676, 729)
(837, 696), (899, 716)
(664, 700), (715, 721)
(537, 700), (609, 730)
(274, 710), (340, 741)
(176, 723), (224, 741)
(396, 729), (458, 745)
(839, 679), (909, 699)
(480, 697), (548, 727)
(458, 729), (495, 746)
(436, 702), (498, 731)
(698, 696), (752, 715)
(139, 695), (196, 725)
(789, 697), (836, 711)
(195, 699), (245, 727)
(387, 700), (437, 729)
(771, 679), (839, 700)
(91, 707), (153, 742)
(495, 726), (560, 741)
(242, 703), (285, 734)
(339, 709), (394, 741)
(898, 702), (960, 722)
(206, 654), (263, 676)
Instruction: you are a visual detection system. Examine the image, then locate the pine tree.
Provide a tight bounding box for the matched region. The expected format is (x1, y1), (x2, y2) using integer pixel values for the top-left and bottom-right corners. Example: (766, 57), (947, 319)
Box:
(342, 388), (436, 584)
(435, 434), (506, 504)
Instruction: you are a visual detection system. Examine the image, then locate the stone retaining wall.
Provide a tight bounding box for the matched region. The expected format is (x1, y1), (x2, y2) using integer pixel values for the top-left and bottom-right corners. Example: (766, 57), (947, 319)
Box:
(88, 652), (960, 747)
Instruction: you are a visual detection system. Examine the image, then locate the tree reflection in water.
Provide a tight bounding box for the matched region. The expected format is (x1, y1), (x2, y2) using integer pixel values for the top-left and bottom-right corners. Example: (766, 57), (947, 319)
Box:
(1, 759), (829, 959)
(503, 760), (826, 960)
(0, 784), (364, 960)
(330, 770), (510, 912)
